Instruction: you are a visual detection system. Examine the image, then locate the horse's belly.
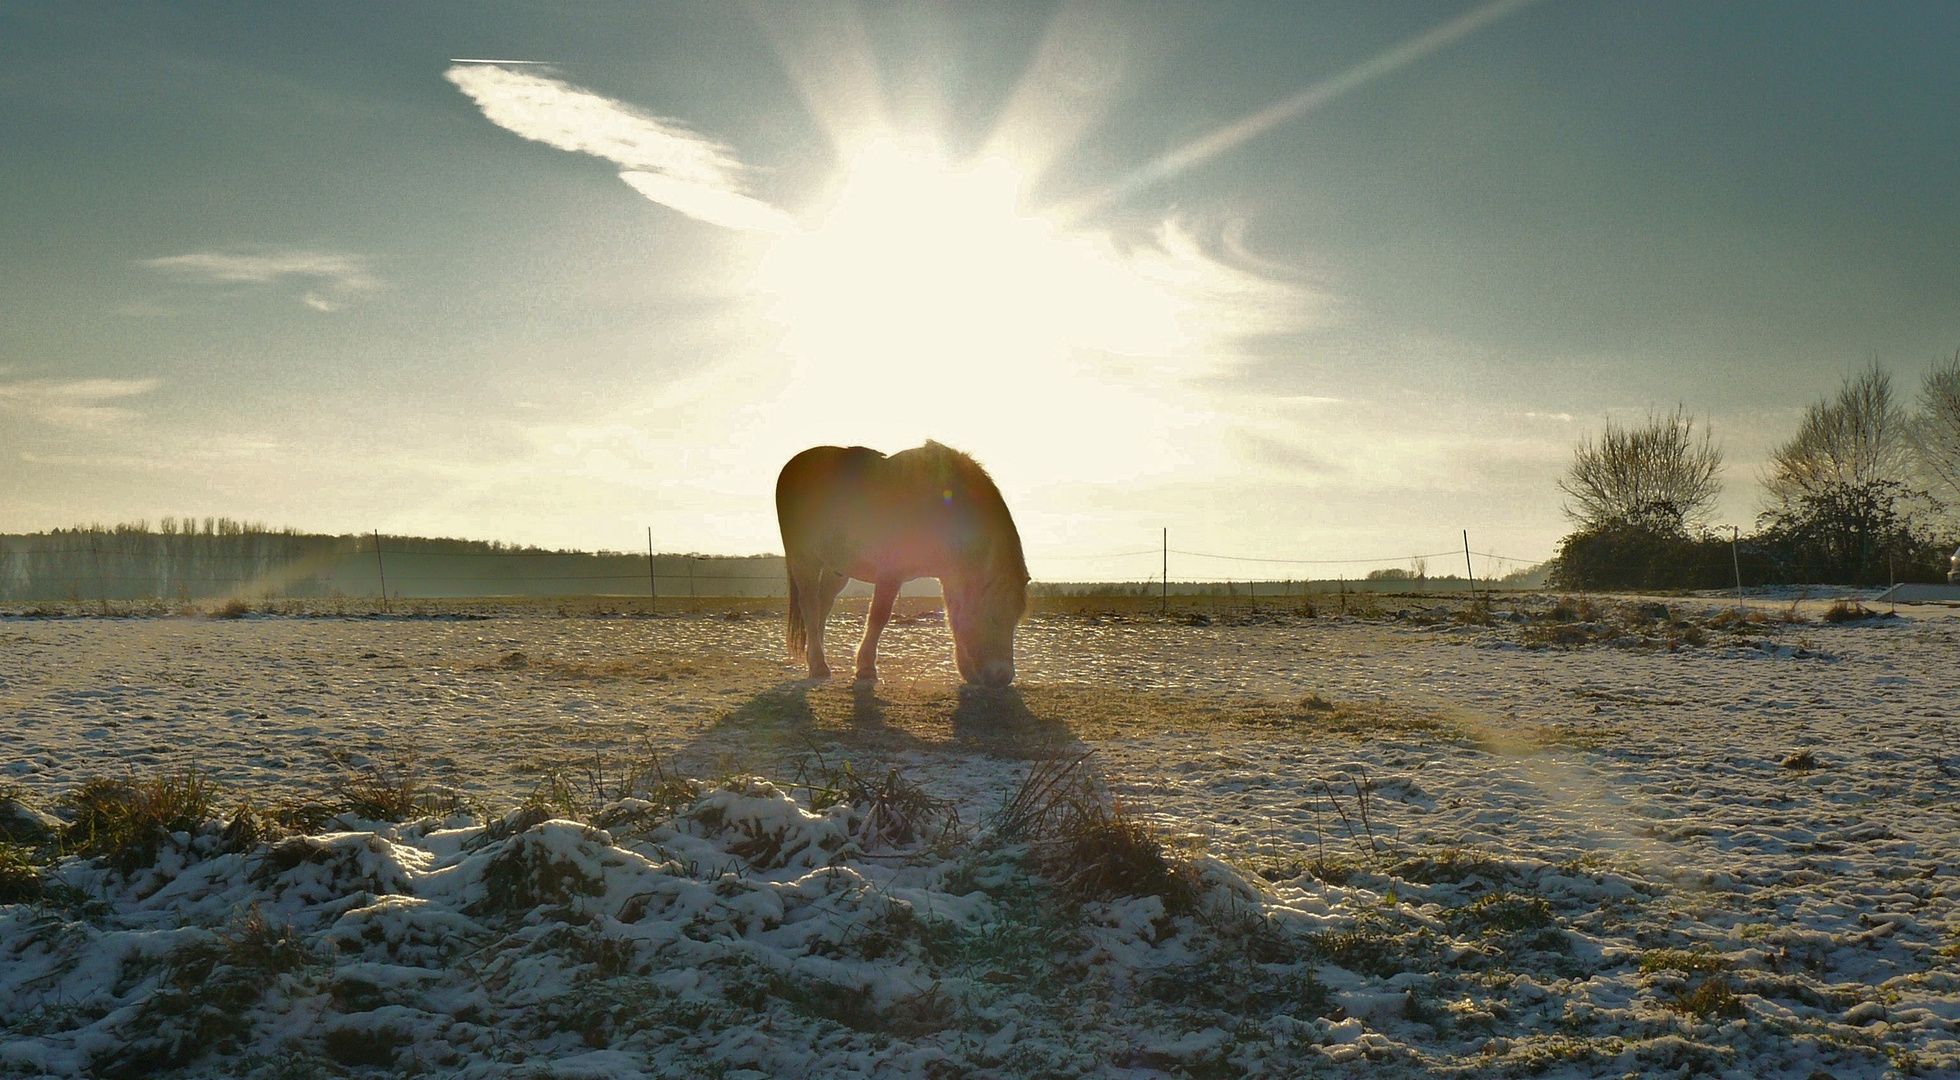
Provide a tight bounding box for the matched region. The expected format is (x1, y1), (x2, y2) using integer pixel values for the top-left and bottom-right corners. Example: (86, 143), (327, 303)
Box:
(844, 558), (931, 584)
(843, 542), (945, 585)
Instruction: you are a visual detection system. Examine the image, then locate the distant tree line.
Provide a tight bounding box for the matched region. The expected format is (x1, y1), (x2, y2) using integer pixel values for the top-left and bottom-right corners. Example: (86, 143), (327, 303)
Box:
(0, 523), (788, 601)
(1550, 355), (1960, 589)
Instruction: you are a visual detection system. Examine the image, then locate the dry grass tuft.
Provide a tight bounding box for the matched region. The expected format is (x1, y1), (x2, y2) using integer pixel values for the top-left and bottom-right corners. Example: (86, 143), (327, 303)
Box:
(0, 843), (43, 903)
(1668, 977), (1746, 1020)
(799, 759), (959, 851)
(328, 759), (464, 822)
(1446, 891), (1556, 935)
(1640, 947), (1727, 974)
(63, 770), (218, 874)
(1045, 805), (1202, 913)
(996, 754), (1202, 914)
(1781, 748), (1819, 772)
(215, 793), (355, 848)
(523, 741), (701, 832)
(1706, 606), (1772, 632)
(1823, 599), (1879, 623)
(1390, 848), (1514, 886)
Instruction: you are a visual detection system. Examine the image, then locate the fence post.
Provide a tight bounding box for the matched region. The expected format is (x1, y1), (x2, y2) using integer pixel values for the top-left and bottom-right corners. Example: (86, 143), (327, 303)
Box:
(1462, 530), (1475, 597)
(1731, 526), (1744, 610)
(1161, 528), (1168, 617)
(88, 530), (108, 613)
(374, 531), (389, 614)
(687, 557), (695, 607)
(646, 527), (657, 613)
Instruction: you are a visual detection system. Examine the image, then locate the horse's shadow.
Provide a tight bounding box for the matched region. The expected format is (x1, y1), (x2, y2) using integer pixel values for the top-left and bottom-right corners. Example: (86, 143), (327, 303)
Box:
(948, 685), (1073, 753)
(684, 676), (1074, 769)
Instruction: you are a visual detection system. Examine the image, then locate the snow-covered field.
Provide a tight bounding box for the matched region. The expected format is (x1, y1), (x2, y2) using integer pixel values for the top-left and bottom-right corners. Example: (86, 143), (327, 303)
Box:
(2, 596), (1957, 1078)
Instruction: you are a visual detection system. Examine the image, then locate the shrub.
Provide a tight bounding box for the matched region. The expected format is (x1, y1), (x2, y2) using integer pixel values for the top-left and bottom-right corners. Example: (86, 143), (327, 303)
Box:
(1757, 366), (1950, 584)
(1548, 525), (1764, 591)
(1757, 479), (1949, 586)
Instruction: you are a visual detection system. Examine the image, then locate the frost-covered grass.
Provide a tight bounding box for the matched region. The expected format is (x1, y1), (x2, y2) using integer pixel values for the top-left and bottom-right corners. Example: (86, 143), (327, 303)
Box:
(2, 600), (1959, 1077)
(0, 762), (1351, 1078)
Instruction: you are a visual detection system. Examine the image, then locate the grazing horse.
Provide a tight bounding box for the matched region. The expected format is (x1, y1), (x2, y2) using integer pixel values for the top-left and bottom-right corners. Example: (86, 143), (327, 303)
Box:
(777, 441), (1029, 687)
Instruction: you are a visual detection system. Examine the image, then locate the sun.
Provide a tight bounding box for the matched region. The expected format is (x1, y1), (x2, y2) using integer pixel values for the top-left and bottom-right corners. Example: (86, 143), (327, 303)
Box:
(748, 139), (1198, 473)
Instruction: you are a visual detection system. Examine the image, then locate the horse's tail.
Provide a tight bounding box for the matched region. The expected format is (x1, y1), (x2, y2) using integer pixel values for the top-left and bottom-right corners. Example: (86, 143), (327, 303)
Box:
(785, 567), (806, 662)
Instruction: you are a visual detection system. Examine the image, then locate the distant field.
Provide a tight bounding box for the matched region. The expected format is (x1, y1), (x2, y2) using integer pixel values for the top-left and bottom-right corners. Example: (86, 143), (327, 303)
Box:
(0, 586), (1528, 622)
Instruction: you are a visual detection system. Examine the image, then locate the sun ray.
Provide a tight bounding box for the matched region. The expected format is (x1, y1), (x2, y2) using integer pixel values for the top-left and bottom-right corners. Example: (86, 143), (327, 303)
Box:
(745, 0), (888, 159)
(977, 0), (1153, 186)
(1066, 0), (1543, 219)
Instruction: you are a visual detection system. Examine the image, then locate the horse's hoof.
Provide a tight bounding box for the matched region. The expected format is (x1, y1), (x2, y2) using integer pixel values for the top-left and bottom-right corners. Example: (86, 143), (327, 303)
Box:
(807, 667), (831, 681)
(851, 674), (877, 691)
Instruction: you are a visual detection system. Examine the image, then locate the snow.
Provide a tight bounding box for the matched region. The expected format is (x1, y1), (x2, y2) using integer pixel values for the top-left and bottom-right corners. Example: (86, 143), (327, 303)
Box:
(0, 597), (1957, 1077)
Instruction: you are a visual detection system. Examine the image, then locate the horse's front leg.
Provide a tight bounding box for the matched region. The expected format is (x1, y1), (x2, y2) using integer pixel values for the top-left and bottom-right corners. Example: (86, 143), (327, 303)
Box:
(855, 577), (900, 686)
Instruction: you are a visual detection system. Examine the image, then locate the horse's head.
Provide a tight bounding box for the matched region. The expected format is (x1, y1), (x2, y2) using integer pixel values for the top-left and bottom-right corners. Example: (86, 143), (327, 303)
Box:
(950, 567), (1028, 687)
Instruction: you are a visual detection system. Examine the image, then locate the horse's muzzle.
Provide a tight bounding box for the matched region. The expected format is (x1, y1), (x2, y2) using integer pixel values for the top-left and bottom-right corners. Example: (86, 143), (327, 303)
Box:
(971, 661), (1015, 688)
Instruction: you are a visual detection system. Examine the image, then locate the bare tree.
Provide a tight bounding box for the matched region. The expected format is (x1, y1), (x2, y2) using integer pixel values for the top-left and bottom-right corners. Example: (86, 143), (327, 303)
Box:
(1911, 350), (1960, 512)
(1559, 407), (1723, 534)
(1760, 364), (1947, 584)
(1763, 364), (1910, 502)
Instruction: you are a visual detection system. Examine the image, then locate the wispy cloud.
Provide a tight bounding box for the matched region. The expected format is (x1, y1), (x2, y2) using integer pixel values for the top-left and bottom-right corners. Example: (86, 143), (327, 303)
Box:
(143, 250), (377, 311)
(0, 377), (161, 429)
(446, 63), (796, 233)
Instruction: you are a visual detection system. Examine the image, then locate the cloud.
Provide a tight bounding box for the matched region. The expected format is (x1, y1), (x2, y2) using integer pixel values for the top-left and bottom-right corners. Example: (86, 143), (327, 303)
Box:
(1233, 430), (1346, 478)
(143, 250), (377, 310)
(0, 377), (161, 429)
(446, 63), (796, 234)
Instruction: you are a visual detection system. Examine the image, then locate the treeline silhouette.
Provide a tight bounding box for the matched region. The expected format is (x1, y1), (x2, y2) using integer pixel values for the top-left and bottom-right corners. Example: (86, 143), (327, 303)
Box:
(1549, 366), (1960, 590)
(0, 520), (787, 601)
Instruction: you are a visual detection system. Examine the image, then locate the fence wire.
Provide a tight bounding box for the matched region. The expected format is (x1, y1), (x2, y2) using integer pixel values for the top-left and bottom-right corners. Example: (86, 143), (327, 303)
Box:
(0, 533), (1545, 602)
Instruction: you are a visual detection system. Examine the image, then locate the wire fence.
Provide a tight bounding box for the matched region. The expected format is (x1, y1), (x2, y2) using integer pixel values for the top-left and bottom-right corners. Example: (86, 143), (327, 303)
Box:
(0, 531), (1545, 604)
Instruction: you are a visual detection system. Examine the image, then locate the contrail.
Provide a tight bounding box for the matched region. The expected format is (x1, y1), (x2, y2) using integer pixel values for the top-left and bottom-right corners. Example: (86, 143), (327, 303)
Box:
(1071, 0), (1542, 217)
(449, 58), (552, 65)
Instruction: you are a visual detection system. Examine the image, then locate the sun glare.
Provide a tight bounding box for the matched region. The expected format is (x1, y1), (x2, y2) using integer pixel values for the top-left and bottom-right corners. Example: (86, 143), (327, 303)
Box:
(749, 140), (1207, 475)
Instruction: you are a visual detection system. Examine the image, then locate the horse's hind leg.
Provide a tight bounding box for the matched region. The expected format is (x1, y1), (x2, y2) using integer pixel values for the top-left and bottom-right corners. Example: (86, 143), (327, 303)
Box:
(797, 562), (849, 679)
(855, 577), (900, 686)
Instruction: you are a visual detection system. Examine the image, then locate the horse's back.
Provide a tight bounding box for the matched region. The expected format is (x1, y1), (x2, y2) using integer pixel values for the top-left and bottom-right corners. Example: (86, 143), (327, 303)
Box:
(777, 441), (1021, 586)
(776, 446), (886, 554)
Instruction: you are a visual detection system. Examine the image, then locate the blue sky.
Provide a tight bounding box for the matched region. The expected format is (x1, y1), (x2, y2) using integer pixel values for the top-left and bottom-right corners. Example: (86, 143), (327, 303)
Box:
(2, 1), (1956, 579)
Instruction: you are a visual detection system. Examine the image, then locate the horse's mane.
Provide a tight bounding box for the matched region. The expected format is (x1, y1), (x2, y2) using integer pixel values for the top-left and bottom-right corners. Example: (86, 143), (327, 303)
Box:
(915, 440), (1028, 584)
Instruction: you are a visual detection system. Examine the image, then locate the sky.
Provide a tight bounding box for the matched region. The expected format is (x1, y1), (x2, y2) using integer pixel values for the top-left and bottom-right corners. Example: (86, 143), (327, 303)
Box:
(2, 0), (1957, 581)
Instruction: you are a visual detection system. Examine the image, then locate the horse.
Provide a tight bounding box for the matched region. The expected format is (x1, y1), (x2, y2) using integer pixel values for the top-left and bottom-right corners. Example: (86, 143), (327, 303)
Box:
(776, 441), (1029, 688)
